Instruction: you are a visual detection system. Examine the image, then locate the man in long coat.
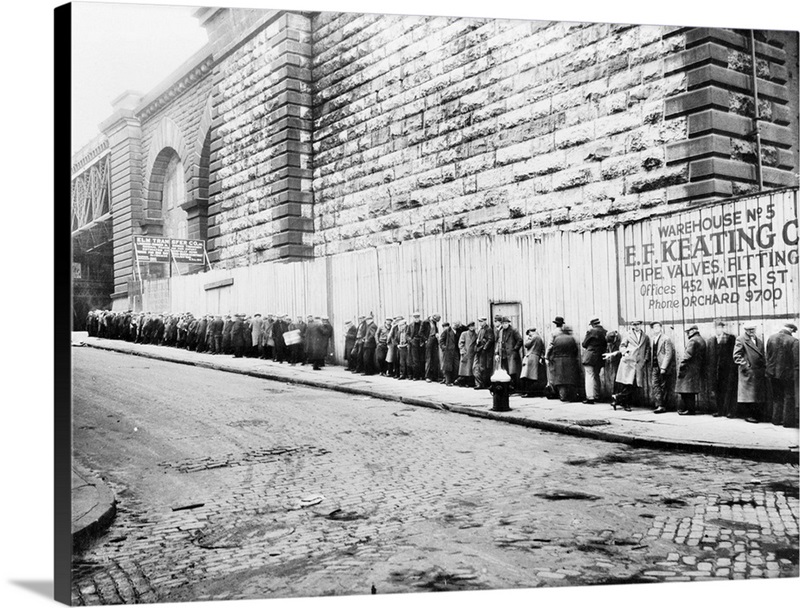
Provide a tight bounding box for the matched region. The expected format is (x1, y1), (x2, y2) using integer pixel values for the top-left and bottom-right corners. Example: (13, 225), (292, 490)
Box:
(496, 317), (523, 389)
(732, 322), (768, 423)
(250, 314), (264, 358)
(422, 314), (441, 383)
(307, 317), (333, 370)
(231, 314), (246, 358)
(396, 319), (410, 379)
(706, 319), (737, 418)
(546, 324), (581, 401)
(606, 320), (650, 411)
(407, 312), (424, 380)
(581, 317), (607, 404)
(520, 328), (546, 396)
(271, 314), (288, 363)
(473, 316), (495, 389)
(375, 318), (392, 376)
(362, 315), (378, 375)
(439, 322), (458, 386)
(650, 321), (676, 414)
(766, 323), (799, 428)
(457, 321), (477, 386)
(196, 314), (209, 353)
(350, 315), (367, 373)
(343, 321), (357, 370)
(221, 315), (233, 354)
(676, 324), (705, 415)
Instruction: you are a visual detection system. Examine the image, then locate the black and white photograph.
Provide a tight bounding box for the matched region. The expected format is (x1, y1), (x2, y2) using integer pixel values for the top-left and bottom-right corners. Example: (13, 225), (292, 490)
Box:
(49, 0), (800, 605)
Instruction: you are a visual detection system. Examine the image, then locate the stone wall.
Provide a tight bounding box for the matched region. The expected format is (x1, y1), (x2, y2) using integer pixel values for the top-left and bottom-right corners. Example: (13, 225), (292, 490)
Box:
(207, 12), (315, 267)
(310, 13), (799, 257)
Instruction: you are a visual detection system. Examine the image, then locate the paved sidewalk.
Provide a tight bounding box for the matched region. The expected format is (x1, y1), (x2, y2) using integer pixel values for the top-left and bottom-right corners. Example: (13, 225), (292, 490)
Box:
(74, 333), (800, 464)
(72, 463), (116, 553)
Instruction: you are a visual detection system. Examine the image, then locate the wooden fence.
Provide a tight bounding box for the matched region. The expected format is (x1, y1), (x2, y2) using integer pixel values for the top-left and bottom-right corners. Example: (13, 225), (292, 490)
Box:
(140, 188), (798, 366)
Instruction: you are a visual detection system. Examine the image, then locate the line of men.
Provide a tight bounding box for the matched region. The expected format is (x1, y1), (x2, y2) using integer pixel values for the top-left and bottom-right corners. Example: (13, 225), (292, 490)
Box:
(342, 312), (547, 394)
(85, 310), (334, 370)
(598, 318), (799, 428)
(86, 308), (798, 428)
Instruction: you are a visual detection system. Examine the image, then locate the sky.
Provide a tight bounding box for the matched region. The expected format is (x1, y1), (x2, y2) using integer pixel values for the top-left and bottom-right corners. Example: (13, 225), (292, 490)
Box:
(71, 1), (208, 154)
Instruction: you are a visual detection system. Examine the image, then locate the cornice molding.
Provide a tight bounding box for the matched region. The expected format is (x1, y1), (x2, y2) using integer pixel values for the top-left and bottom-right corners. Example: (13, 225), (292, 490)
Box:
(137, 51), (215, 121)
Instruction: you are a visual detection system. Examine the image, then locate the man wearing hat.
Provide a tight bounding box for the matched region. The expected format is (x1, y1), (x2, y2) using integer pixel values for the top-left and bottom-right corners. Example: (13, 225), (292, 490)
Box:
(408, 312), (424, 380)
(706, 319), (737, 418)
(457, 321), (477, 387)
(422, 313), (442, 382)
(496, 316), (524, 389)
(473, 316), (495, 390)
(649, 321), (675, 414)
(439, 321), (458, 386)
(732, 322), (767, 423)
(766, 322), (799, 427)
(362, 315), (378, 375)
(306, 315), (333, 370)
(386, 317), (402, 378)
(581, 317), (608, 404)
(350, 315), (367, 372)
(343, 320), (357, 370)
(271, 314), (288, 362)
(396, 317), (410, 379)
(676, 324), (706, 415)
(605, 320), (650, 411)
(375, 317), (393, 376)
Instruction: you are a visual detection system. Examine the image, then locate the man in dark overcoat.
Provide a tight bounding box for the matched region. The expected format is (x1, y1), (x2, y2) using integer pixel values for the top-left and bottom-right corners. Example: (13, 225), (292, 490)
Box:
(362, 315), (378, 375)
(231, 314), (246, 358)
(375, 318), (392, 375)
(209, 315), (224, 353)
(195, 314), (208, 352)
(766, 323), (799, 428)
(732, 322), (768, 423)
(706, 319), (737, 418)
(581, 317), (607, 404)
(343, 321), (357, 370)
(473, 316), (494, 389)
(650, 321), (676, 414)
(546, 324), (581, 401)
(271, 314), (288, 362)
(676, 324), (705, 415)
(423, 314), (441, 382)
(496, 317), (523, 390)
(307, 316), (333, 370)
(439, 321), (458, 386)
(520, 328), (546, 397)
(407, 312), (424, 380)
(350, 315), (367, 373)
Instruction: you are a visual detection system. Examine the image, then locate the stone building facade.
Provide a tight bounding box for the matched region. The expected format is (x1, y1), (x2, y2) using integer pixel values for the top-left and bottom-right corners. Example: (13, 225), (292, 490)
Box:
(70, 7), (799, 311)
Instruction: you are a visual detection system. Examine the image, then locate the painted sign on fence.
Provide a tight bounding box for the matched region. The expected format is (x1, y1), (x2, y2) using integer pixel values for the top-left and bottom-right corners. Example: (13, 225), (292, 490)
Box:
(617, 189), (799, 324)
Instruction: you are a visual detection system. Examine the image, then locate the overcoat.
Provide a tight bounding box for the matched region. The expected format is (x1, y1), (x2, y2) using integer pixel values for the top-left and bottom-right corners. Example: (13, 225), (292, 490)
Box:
(676, 333), (705, 394)
(732, 333), (767, 403)
(343, 325), (357, 361)
(495, 326), (523, 375)
(581, 325), (607, 367)
(650, 333), (676, 374)
(615, 329), (651, 386)
(522, 333), (545, 381)
(439, 327), (459, 374)
(766, 330), (798, 381)
(250, 317), (263, 347)
(458, 329), (476, 377)
(546, 331), (581, 385)
(307, 321), (332, 360)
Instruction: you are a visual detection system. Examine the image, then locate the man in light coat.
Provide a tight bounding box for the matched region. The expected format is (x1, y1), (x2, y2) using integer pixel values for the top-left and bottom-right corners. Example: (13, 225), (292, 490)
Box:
(732, 322), (767, 424)
(676, 324), (706, 416)
(457, 321), (476, 387)
(605, 320), (650, 411)
(766, 322), (799, 428)
(650, 321), (676, 414)
(581, 318), (607, 404)
(521, 328), (546, 397)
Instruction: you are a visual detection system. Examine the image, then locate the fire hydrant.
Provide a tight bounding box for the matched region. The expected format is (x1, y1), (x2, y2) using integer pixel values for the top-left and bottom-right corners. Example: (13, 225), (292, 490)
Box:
(489, 368), (512, 412)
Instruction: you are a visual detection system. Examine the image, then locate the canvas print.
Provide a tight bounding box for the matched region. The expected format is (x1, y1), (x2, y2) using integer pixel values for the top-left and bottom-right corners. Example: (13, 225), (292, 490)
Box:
(66, 1), (799, 605)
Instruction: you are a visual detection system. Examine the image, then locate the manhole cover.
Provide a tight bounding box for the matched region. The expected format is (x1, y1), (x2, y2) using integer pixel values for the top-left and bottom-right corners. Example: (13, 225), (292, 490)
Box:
(193, 520), (294, 549)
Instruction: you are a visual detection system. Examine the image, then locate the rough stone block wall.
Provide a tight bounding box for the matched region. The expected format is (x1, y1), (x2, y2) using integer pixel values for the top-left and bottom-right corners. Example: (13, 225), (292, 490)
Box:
(310, 14), (799, 257)
(208, 12), (314, 267)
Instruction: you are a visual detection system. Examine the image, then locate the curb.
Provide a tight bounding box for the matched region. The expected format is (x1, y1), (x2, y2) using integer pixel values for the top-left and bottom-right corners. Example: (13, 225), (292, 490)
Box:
(72, 464), (117, 554)
(81, 341), (800, 465)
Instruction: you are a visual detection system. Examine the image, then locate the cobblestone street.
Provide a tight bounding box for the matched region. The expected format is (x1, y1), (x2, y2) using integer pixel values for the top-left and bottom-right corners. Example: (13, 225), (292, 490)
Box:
(71, 348), (799, 604)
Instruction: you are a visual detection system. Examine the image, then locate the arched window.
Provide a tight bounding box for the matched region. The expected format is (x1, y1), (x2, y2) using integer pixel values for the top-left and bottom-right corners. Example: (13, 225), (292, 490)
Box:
(162, 153), (188, 239)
